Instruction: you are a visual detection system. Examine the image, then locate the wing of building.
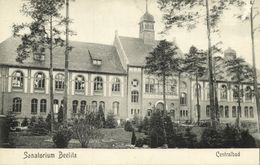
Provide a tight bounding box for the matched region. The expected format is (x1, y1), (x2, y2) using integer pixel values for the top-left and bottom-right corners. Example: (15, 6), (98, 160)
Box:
(0, 7), (259, 125)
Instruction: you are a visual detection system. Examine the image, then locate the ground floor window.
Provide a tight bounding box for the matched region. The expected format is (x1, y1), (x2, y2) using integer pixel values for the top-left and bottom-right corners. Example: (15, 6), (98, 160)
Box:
(113, 102), (119, 115)
(72, 100), (78, 114)
(232, 106), (236, 118)
(180, 110), (188, 117)
(31, 99), (38, 114)
(219, 106), (224, 118)
(40, 99), (47, 113)
(206, 105), (210, 117)
(250, 107), (254, 118)
(53, 99), (59, 114)
(225, 106), (229, 118)
(13, 97), (22, 113)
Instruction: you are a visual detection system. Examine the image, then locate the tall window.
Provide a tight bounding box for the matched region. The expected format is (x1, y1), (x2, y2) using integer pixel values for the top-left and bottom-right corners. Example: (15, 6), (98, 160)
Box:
(180, 92), (187, 105)
(113, 102), (119, 115)
(75, 75), (85, 91)
(194, 83), (201, 99)
(72, 100), (78, 114)
(53, 99), (59, 113)
(145, 78), (155, 93)
(244, 106), (249, 118)
(225, 106), (229, 118)
(92, 101), (98, 111)
(250, 107), (254, 118)
(55, 73), (65, 90)
(147, 109), (152, 116)
(31, 98), (38, 114)
(13, 97), (22, 113)
(99, 101), (105, 112)
(34, 72), (45, 90)
(131, 90), (139, 103)
(112, 78), (120, 92)
(12, 71), (24, 88)
(245, 86), (253, 101)
(206, 105), (210, 117)
(232, 106), (236, 118)
(233, 85), (239, 100)
(219, 106), (224, 118)
(40, 99), (47, 113)
(94, 76), (103, 93)
(220, 85), (227, 100)
(80, 101), (86, 113)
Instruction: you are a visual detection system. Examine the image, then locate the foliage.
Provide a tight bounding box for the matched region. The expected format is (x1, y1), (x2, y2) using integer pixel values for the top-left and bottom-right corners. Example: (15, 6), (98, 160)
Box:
(239, 129), (256, 148)
(148, 110), (165, 148)
(6, 111), (18, 130)
(199, 127), (223, 148)
(222, 124), (241, 148)
(53, 124), (73, 148)
(57, 106), (64, 123)
(29, 116), (37, 127)
(105, 112), (117, 128)
(45, 113), (52, 130)
(184, 127), (198, 148)
(142, 116), (150, 135)
(96, 104), (106, 128)
(124, 121), (133, 132)
(135, 138), (144, 148)
(73, 111), (102, 148)
(30, 117), (49, 136)
(21, 117), (29, 127)
(132, 114), (141, 128)
(131, 130), (136, 145)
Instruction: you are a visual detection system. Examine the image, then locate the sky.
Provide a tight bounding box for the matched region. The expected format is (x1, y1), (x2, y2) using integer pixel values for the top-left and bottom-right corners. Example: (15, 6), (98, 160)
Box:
(0, 0), (260, 69)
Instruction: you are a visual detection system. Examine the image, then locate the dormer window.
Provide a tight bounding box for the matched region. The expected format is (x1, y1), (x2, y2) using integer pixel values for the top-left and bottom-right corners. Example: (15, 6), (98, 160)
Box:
(33, 47), (45, 61)
(93, 59), (102, 66)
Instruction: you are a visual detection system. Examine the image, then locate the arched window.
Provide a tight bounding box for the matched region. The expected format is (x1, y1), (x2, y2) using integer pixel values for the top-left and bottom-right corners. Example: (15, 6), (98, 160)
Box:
(180, 92), (187, 105)
(53, 99), (59, 113)
(113, 102), (119, 115)
(206, 105), (210, 117)
(219, 106), (224, 118)
(233, 85), (239, 100)
(244, 106), (249, 118)
(92, 101), (97, 111)
(40, 99), (47, 113)
(55, 73), (65, 90)
(112, 78), (120, 92)
(145, 78), (155, 93)
(80, 101), (86, 113)
(72, 100), (78, 114)
(220, 85), (227, 100)
(147, 109), (152, 116)
(194, 83), (201, 99)
(34, 72), (45, 90)
(75, 75), (85, 91)
(225, 106), (229, 118)
(250, 107), (254, 118)
(12, 71), (24, 88)
(99, 101), (105, 113)
(245, 86), (253, 101)
(232, 106), (236, 118)
(13, 97), (22, 112)
(31, 98), (38, 114)
(94, 76), (103, 93)
(131, 90), (139, 103)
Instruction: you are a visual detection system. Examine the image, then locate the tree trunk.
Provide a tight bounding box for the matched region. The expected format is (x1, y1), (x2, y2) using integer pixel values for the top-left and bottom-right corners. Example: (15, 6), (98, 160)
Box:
(250, 2), (260, 132)
(195, 72), (200, 124)
(162, 74), (168, 148)
(178, 72), (181, 123)
(49, 16), (55, 132)
(214, 80), (219, 123)
(205, 0), (216, 129)
(63, 0), (69, 121)
(236, 83), (241, 128)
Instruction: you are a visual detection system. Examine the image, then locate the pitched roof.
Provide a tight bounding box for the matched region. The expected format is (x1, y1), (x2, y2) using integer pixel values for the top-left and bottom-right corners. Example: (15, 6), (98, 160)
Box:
(118, 36), (183, 67)
(0, 37), (126, 75)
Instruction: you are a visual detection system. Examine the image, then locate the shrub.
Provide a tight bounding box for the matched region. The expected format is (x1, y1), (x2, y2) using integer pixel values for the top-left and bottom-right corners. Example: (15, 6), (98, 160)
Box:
(184, 128), (198, 148)
(31, 121), (49, 136)
(6, 111), (18, 130)
(172, 132), (186, 148)
(131, 130), (136, 145)
(45, 113), (52, 130)
(124, 121), (133, 132)
(57, 106), (64, 123)
(142, 116), (150, 135)
(135, 138), (144, 147)
(132, 115), (141, 127)
(149, 110), (165, 148)
(222, 124), (240, 148)
(239, 129), (256, 148)
(105, 112), (117, 128)
(96, 104), (106, 128)
(29, 116), (37, 127)
(21, 117), (29, 127)
(199, 128), (223, 148)
(53, 124), (73, 148)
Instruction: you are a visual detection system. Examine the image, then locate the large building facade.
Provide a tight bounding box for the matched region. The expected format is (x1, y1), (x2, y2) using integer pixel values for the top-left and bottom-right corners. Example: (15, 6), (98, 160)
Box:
(0, 9), (259, 124)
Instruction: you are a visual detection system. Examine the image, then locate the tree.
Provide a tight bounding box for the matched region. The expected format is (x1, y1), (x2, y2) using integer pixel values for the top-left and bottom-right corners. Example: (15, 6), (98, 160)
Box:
(145, 39), (181, 147)
(105, 112), (117, 128)
(73, 111), (102, 148)
(184, 46), (207, 123)
(131, 130), (136, 145)
(96, 104), (106, 128)
(234, 0), (260, 132)
(224, 56), (253, 127)
(12, 0), (66, 131)
(57, 105), (64, 123)
(158, 0), (238, 129)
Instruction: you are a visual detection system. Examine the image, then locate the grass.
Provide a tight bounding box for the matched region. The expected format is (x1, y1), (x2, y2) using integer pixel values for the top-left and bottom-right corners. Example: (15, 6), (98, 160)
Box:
(9, 128), (143, 148)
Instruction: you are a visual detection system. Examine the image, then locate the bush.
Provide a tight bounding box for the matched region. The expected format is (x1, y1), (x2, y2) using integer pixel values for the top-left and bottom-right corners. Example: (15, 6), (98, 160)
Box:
(29, 116), (37, 128)
(199, 128), (223, 148)
(105, 112), (117, 128)
(31, 120), (49, 136)
(149, 110), (165, 148)
(96, 104), (106, 128)
(239, 129), (256, 148)
(222, 124), (240, 148)
(135, 138), (144, 147)
(142, 117), (150, 135)
(57, 106), (64, 123)
(131, 130), (136, 145)
(45, 113), (52, 130)
(21, 117), (29, 127)
(184, 128), (198, 148)
(53, 124), (73, 148)
(124, 121), (133, 132)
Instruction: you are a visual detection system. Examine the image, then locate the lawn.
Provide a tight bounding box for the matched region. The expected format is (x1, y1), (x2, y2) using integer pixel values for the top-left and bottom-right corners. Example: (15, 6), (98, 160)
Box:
(9, 128), (143, 148)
